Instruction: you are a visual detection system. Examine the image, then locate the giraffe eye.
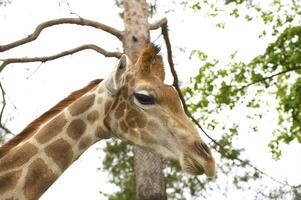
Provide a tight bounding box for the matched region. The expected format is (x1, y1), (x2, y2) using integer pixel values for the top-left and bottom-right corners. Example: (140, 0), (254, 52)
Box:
(134, 92), (155, 105)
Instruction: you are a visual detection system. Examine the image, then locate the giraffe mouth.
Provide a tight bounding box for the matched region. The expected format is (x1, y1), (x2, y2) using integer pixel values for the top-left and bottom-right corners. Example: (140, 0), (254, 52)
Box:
(182, 154), (216, 177)
(182, 156), (205, 175)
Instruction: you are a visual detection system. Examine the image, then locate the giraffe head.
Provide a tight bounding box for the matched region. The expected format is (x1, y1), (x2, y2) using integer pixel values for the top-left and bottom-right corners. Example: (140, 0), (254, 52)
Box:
(104, 43), (215, 177)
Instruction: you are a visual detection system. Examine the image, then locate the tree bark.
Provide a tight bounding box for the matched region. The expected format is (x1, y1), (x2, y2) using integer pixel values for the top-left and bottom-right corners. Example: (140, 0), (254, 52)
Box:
(122, 0), (167, 199)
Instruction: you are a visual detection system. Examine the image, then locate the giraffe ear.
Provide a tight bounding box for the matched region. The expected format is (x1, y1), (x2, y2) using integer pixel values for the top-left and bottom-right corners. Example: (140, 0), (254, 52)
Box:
(105, 54), (131, 95)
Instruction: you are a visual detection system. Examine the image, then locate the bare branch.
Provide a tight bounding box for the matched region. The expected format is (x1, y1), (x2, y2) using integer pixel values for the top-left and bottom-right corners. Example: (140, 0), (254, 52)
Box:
(0, 44), (122, 72)
(161, 21), (220, 146)
(0, 18), (123, 52)
(0, 82), (13, 136)
(236, 66), (301, 91)
(233, 155), (290, 186)
(0, 82), (6, 123)
(0, 124), (14, 136)
(149, 18), (167, 30)
(26, 62), (44, 79)
(161, 19), (294, 188)
(59, 1), (81, 18)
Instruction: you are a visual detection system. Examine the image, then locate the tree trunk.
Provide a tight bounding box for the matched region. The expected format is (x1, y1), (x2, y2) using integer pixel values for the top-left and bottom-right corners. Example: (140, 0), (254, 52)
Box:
(122, 0), (167, 200)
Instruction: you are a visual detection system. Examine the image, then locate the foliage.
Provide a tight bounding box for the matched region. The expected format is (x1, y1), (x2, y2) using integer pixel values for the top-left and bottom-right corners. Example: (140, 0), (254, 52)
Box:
(183, 25), (301, 198)
(102, 1), (301, 199)
(102, 139), (135, 200)
(182, 0), (301, 36)
(187, 26), (301, 159)
(0, 0), (11, 7)
(255, 184), (301, 200)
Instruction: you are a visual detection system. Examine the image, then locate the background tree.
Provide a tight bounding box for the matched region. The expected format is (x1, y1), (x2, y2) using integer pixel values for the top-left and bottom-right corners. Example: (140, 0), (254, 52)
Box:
(0, 0), (11, 7)
(103, 0), (301, 199)
(122, 0), (166, 199)
(0, 0), (168, 199)
(0, 0), (300, 199)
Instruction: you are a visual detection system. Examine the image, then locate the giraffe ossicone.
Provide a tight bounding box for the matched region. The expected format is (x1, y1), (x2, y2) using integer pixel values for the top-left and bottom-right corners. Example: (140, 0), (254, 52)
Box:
(0, 43), (215, 200)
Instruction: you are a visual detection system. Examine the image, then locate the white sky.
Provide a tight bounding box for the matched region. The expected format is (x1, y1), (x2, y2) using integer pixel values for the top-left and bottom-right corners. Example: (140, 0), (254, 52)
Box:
(0, 0), (300, 199)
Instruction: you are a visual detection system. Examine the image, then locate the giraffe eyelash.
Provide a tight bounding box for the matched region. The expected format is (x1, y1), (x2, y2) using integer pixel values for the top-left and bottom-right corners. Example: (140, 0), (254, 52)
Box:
(133, 91), (155, 105)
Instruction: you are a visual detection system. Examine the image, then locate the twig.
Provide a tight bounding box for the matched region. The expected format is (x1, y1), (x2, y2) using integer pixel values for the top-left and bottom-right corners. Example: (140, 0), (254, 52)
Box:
(26, 62), (44, 79)
(0, 82), (13, 135)
(149, 18), (167, 30)
(0, 44), (122, 72)
(194, 177), (205, 189)
(0, 124), (14, 136)
(59, 1), (81, 18)
(160, 19), (294, 188)
(234, 155), (290, 186)
(0, 18), (123, 52)
(236, 66), (301, 92)
(161, 21), (220, 146)
(0, 82), (6, 123)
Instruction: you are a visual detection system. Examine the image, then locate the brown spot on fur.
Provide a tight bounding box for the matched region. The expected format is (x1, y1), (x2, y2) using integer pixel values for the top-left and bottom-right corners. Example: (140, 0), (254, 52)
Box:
(0, 79), (102, 158)
(67, 119), (86, 140)
(136, 115), (147, 128)
(140, 130), (157, 144)
(115, 102), (126, 119)
(45, 139), (73, 171)
(126, 110), (136, 128)
(87, 110), (99, 124)
(111, 96), (120, 111)
(36, 114), (67, 144)
(113, 122), (119, 132)
(129, 79), (135, 87)
(0, 143), (38, 172)
(125, 74), (133, 82)
(147, 120), (157, 131)
(0, 170), (22, 193)
(103, 115), (112, 131)
(78, 136), (92, 151)
(69, 94), (95, 116)
(119, 121), (128, 132)
(104, 100), (113, 115)
(121, 86), (129, 98)
(125, 109), (147, 128)
(95, 126), (111, 139)
(23, 158), (56, 200)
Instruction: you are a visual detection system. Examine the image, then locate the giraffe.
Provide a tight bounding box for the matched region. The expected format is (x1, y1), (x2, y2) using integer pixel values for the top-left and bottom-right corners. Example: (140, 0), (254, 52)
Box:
(0, 43), (215, 200)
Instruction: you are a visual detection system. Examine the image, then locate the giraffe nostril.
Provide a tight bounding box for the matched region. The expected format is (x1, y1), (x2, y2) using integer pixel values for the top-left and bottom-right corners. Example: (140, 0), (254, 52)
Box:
(194, 141), (211, 158)
(201, 142), (211, 156)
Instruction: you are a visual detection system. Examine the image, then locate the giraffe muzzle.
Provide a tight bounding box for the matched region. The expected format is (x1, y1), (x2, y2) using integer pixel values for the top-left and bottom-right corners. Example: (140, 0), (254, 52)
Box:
(181, 141), (216, 177)
(194, 141), (212, 158)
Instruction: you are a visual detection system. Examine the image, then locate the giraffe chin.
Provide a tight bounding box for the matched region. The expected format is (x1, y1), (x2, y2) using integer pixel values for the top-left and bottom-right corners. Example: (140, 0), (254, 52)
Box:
(182, 156), (205, 176)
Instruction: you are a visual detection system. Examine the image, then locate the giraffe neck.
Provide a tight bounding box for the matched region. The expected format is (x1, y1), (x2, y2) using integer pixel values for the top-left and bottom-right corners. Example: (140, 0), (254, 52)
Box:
(0, 81), (113, 200)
